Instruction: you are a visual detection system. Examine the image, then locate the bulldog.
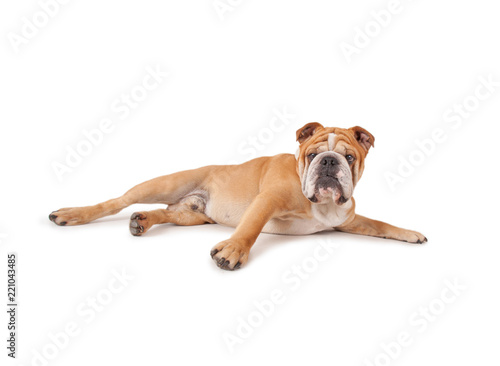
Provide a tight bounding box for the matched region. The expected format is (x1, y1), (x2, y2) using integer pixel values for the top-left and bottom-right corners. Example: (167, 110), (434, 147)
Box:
(49, 123), (426, 270)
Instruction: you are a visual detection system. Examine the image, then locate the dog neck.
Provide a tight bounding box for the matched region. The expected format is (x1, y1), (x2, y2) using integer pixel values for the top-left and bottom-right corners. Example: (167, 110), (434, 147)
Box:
(311, 198), (353, 228)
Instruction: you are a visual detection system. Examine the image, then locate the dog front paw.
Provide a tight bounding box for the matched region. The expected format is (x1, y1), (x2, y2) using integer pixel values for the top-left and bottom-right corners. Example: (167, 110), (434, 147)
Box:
(210, 239), (250, 270)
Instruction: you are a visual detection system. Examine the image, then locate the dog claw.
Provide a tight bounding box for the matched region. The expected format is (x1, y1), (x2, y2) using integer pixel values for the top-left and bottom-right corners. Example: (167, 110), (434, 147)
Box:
(216, 257), (233, 271)
(211, 239), (249, 270)
(130, 212), (145, 221)
(129, 221), (143, 233)
(129, 212), (149, 233)
(49, 211), (66, 226)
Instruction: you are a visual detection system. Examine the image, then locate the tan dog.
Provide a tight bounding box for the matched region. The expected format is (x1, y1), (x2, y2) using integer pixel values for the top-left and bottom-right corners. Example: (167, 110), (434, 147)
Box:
(49, 123), (426, 270)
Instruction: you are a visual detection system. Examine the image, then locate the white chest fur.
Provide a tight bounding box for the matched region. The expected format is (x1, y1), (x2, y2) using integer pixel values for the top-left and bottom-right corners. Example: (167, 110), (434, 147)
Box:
(262, 199), (352, 235)
(311, 198), (352, 227)
(262, 217), (333, 235)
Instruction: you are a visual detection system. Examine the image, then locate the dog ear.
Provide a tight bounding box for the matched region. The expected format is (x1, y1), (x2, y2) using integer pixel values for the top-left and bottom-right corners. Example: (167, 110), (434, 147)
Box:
(296, 122), (324, 144)
(349, 126), (375, 151)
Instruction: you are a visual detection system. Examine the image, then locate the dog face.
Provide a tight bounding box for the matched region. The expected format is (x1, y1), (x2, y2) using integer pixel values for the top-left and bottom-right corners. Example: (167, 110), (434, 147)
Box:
(295, 123), (375, 205)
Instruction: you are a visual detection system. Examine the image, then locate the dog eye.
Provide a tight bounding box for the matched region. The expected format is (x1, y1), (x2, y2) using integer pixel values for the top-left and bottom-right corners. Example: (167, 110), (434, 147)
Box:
(345, 154), (355, 164)
(307, 153), (317, 162)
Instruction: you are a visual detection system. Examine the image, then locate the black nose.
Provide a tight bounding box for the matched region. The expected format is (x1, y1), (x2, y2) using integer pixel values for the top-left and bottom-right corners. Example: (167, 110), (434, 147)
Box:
(320, 156), (338, 166)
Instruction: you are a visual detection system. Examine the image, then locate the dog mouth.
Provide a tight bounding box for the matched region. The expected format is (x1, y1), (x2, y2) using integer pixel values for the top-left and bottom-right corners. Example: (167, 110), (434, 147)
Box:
(309, 176), (348, 205)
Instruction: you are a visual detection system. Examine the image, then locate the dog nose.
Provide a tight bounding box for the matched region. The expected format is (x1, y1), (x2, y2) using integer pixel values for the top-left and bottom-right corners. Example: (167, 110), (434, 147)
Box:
(320, 156), (337, 166)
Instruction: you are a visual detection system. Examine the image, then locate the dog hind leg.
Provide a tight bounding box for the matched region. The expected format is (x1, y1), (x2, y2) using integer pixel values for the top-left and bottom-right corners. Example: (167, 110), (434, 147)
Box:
(129, 207), (214, 236)
(49, 167), (211, 226)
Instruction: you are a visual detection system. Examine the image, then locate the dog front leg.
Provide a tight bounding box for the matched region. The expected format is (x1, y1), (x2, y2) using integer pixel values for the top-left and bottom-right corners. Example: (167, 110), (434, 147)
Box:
(210, 192), (279, 270)
(336, 214), (427, 244)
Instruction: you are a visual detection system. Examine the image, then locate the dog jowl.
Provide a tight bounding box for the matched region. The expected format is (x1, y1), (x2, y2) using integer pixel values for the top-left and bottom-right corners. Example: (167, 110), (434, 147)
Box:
(49, 123), (426, 270)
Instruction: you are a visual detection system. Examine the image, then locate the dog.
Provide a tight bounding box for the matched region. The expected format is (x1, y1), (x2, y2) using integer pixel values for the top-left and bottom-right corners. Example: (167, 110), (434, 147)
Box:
(49, 123), (426, 270)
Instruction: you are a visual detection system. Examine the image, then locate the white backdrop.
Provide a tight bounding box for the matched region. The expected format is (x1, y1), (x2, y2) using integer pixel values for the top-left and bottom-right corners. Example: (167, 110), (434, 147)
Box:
(1, 0), (499, 365)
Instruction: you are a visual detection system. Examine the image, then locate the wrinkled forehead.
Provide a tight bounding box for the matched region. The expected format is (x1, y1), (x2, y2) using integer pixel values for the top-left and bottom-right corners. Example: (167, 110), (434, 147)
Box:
(304, 128), (358, 153)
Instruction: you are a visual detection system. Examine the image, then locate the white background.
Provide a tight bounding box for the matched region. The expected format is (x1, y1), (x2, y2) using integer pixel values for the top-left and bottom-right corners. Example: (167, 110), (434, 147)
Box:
(1, 0), (499, 365)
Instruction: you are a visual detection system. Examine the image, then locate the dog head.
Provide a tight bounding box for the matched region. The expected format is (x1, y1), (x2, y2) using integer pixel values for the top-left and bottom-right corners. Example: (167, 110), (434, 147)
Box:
(295, 123), (374, 205)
